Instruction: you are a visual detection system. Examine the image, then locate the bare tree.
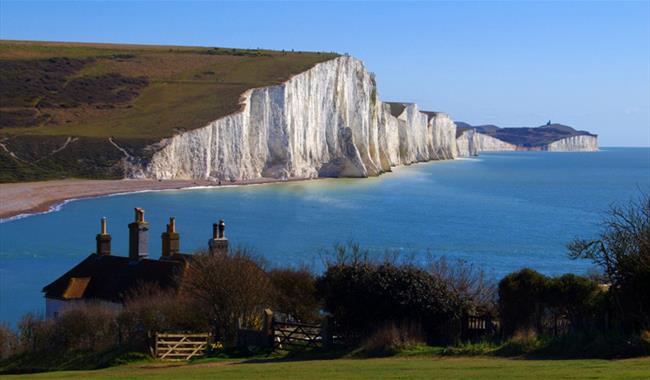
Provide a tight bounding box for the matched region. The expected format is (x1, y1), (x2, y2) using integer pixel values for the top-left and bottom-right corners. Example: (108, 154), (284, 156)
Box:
(569, 194), (650, 330)
(180, 248), (273, 344)
(428, 256), (497, 316)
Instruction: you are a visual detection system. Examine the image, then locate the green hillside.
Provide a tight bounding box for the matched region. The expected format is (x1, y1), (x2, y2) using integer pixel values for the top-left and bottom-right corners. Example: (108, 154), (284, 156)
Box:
(0, 40), (338, 182)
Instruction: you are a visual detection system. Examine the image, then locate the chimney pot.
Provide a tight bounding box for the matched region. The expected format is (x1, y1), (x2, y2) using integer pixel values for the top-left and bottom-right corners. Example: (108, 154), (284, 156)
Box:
(129, 208), (149, 260)
(208, 219), (228, 255)
(96, 217), (111, 256)
(212, 223), (219, 240)
(134, 207), (145, 223)
(218, 219), (226, 239)
(161, 216), (180, 258)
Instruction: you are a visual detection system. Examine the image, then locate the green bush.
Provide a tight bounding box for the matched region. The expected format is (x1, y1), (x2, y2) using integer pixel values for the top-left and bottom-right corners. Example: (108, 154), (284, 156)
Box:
(547, 274), (601, 331)
(316, 261), (461, 344)
(498, 269), (550, 336)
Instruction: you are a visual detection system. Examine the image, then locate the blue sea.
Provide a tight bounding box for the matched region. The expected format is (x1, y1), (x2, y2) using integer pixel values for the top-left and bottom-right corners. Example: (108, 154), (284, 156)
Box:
(1, 148), (649, 326)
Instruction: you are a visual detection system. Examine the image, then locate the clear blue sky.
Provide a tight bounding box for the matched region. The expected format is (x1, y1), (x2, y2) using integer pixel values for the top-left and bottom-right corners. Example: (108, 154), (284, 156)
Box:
(1, 1), (649, 147)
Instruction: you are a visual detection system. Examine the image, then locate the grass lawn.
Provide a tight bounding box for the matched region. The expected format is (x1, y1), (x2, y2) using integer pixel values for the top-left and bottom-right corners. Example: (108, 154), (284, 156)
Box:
(2, 356), (649, 380)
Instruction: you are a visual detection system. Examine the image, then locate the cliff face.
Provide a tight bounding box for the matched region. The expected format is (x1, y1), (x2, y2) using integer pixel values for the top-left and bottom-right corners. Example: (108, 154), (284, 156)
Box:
(137, 57), (458, 180)
(456, 129), (477, 157)
(473, 133), (517, 152)
(457, 129), (598, 155)
(546, 135), (598, 152)
(457, 122), (599, 153)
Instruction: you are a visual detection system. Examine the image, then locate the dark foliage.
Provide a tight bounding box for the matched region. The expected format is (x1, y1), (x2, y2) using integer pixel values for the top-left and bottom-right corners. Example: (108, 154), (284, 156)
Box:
(0, 57), (147, 129)
(181, 249), (273, 344)
(498, 268), (550, 336)
(498, 269), (604, 337)
(316, 261), (461, 344)
(0, 57), (90, 109)
(0, 135), (155, 182)
(428, 257), (497, 316)
(569, 195), (650, 331)
(546, 274), (602, 331)
(268, 267), (321, 323)
(37, 73), (148, 109)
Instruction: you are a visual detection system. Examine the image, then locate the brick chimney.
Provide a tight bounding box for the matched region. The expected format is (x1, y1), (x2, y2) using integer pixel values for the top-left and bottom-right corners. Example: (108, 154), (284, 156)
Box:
(96, 217), (111, 256)
(161, 217), (180, 258)
(208, 219), (228, 255)
(128, 207), (149, 260)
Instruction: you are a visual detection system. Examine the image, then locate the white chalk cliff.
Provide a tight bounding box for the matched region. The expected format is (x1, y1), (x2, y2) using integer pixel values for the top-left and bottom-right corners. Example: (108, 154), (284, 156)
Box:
(134, 56), (458, 180)
(456, 129), (477, 157)
(546, 135), (598, 152)
(472, 133), (518, 152)
(126, 55), (598, 180)
(456, 131), (598, 156)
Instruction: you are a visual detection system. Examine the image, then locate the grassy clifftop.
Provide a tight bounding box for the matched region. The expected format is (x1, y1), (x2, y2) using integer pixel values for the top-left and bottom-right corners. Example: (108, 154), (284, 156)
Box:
(0, 40), (338, 181)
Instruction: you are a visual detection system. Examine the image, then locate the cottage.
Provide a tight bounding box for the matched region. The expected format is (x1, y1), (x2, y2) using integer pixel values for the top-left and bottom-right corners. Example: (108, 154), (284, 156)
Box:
(42, 208), (229, 318)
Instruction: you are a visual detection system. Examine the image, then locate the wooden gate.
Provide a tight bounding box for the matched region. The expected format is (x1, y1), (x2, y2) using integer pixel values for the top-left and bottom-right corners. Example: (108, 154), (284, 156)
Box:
(272, 320), (323, 351)
(154, 332), (211, 360)
(461, 315), (497, 341)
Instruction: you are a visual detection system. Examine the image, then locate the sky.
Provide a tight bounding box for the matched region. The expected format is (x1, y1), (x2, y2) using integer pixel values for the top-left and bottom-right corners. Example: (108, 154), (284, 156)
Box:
(1, 1), (649, 147)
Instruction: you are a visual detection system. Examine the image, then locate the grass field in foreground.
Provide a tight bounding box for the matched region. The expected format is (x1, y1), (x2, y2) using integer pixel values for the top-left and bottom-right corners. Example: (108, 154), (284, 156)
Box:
(3, 356), (650, 380)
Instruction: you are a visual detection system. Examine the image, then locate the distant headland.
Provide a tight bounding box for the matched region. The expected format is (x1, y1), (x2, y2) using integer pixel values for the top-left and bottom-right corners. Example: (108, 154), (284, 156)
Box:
(455, 121), (598, 154)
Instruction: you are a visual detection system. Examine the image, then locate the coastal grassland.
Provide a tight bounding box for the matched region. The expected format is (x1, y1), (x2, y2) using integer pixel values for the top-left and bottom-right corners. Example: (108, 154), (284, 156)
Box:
(3, 356), (649, 380)
(0, 40), (338, 138)
(0, 40), (338, 181)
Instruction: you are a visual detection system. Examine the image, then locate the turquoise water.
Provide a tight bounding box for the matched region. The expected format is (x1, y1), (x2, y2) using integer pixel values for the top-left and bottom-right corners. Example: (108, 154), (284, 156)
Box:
(1, 148), (649, 325)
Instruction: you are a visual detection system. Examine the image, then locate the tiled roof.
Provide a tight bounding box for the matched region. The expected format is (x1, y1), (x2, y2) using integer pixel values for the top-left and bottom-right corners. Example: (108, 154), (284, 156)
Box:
(42, 254), (187, 303)
(62, 277), (91, 299)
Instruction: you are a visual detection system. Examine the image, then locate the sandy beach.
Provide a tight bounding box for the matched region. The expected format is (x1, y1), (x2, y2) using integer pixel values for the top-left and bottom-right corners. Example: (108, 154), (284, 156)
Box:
(0, 177), (304, 221)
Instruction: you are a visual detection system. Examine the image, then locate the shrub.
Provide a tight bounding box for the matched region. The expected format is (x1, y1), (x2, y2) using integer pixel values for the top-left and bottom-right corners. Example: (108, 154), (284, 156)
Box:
(49, 303), (119, 352)
(17, 313), (53, 353)
(547, 274), (601, 331)
(0, 324), (18, 359)
(496, 329), (545, 356)
(357, 322), (425, 357)
(268, 267), (320, 323)
(498, 268), (550, 336)
(13, 304), (119, 356)
(316, 261), (460, 344)
(118, 283), (208, 350)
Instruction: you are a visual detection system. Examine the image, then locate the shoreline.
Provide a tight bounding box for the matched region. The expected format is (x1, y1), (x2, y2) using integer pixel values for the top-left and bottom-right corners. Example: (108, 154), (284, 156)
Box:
(0, 177), (310, 222)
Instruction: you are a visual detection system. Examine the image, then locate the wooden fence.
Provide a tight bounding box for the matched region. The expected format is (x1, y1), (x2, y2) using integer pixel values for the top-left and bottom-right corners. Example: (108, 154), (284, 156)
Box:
(461, 315), (498, 341)
(153, 332), (212, 360)
(272, 320), (325, 351)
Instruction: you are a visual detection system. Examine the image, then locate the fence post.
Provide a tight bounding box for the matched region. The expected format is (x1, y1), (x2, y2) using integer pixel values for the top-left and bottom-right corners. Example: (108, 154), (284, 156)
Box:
(263, 308), (274, 349)
(460, 314), (468, 342)
(153, 332), (158, 358)
(321, 316), (333, 349)
(486, 316), (493, 336)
